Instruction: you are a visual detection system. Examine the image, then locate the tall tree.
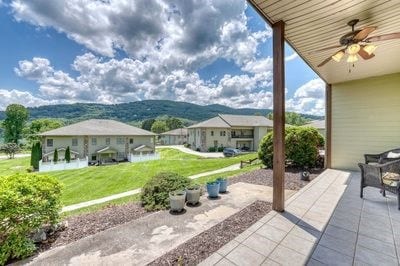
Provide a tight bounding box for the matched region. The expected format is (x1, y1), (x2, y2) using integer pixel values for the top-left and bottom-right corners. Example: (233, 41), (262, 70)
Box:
(267, 112), (309, 126)
(165, 117), (183, 130)
(53, 149), (58, 163)
(23, 118), (64, 145)
(151, 120), (168, 134)
(141, 118), (156, 131)
(2, 104), (29, 144)
(65, 146), (71, 163)
(30, 142), (42, 169)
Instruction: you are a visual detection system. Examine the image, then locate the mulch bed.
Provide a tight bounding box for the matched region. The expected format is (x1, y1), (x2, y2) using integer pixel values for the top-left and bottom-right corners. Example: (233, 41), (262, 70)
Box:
(149, 200), (272, 266)
(229, 166), (324, 190)
(37, 202), (150, 252)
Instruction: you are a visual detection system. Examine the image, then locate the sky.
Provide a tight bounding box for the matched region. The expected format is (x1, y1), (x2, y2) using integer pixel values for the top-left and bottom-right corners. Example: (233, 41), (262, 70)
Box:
(0, 0), (324, 115)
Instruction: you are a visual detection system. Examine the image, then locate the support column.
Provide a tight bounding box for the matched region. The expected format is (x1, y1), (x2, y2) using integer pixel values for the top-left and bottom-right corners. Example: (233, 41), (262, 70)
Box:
(272, 20), (285, 212)
(325, 83), (332, 168)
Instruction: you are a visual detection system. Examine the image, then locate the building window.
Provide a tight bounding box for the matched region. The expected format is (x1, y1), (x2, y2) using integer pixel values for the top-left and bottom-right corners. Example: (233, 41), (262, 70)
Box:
(72, 138), (78, 146)
(91, 138), (97, 145)
(220, 131), (226, 137)
(130, 138), (134, 144)
(116, 137), (125, 145)
(47, 139), (53, 147)
(106, 138), (110, 145)
(91, 155), (97, 161)
(211, 131), (214, 136)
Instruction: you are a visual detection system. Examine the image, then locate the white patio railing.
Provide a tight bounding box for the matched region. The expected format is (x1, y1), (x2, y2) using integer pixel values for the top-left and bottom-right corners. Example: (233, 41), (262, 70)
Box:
(39, 157), (89, 172)
(128, 152), (160, 163)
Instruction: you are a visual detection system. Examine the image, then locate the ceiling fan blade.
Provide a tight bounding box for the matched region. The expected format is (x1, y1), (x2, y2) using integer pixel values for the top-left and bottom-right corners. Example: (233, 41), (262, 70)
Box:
(353, 26), (377, 41)
(365, 32), (400, 42)
(358, 46), (375, 60)
(317, 57), (332, 67)
(309, 45), (343, 54)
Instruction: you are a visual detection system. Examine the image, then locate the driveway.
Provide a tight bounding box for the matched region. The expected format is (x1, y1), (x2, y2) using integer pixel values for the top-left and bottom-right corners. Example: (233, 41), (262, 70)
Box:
(157, 145), (224, 158)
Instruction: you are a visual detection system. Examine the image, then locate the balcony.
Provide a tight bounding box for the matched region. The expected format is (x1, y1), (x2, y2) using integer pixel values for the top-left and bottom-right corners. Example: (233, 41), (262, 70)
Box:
(231, 135), (254, 139)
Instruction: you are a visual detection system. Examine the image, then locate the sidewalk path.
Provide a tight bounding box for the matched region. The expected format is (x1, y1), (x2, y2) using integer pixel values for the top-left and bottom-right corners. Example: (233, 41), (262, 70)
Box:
(0, 153), (30, 159)
(25, 183), (296, 266)
(157, 145), (224, 158)
(61, 163), (241, 213)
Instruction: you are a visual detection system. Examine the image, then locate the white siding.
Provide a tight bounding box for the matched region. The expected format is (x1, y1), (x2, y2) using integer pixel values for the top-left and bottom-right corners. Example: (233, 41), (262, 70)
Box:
(332, 73), (400, 170)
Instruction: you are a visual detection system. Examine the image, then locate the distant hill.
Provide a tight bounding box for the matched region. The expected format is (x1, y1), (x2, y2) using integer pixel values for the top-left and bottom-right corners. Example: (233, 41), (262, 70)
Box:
(0, 100), (323, 124)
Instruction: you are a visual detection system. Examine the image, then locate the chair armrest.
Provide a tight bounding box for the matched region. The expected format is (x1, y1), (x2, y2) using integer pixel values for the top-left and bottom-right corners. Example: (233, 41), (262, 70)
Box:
(364, 153), (381, 164)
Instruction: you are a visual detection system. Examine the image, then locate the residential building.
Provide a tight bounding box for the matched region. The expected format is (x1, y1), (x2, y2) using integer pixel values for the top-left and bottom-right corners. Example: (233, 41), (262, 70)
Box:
(188, 114), (273, 152)
(159, 128), (188, 145)
(40, 119), (156, 163)
(307, 120), (325, 137)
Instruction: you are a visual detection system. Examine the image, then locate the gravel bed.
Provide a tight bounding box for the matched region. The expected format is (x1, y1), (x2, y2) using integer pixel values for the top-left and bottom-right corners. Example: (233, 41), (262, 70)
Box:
(229, 167), (324, 190)
(38, 202), (150, 252)
(149, 200), (272, 266)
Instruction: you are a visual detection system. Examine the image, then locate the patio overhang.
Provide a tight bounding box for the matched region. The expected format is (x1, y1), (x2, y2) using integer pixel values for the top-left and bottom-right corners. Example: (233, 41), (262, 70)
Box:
(248, 0), (400, 84)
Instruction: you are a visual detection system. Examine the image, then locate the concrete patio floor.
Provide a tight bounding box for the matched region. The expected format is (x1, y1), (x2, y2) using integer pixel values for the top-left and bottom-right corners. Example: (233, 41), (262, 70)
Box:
(200, 169), (400, 266)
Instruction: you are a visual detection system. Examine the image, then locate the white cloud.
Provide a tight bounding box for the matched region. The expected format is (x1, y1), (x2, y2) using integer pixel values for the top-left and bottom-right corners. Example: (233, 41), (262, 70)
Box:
(0, 89), (56, 110)
(8, 0), (276, 110)
(285, 52), (298, 62)
(286, 78), (325, 115)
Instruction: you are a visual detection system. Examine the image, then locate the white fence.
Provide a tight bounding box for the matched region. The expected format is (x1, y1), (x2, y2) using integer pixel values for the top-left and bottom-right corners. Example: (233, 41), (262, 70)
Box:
(39, 157), (89, 172)
(128, 152), (160, 163)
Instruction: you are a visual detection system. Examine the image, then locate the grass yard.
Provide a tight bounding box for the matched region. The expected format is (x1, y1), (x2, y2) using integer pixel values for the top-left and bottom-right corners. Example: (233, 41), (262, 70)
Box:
(0, 148), (257, 206)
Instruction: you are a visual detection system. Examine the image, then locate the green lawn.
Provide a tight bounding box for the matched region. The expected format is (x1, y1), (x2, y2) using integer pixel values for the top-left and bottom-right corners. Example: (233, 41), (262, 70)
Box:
(0, 149), (257, 206)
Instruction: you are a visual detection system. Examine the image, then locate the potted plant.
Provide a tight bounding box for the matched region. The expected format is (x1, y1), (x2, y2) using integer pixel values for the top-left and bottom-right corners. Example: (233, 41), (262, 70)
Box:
(169, 190), (186, 212)
(186, 185), (201, 205)
(217, 177), (228, 193)
(206, 181), (220, 198)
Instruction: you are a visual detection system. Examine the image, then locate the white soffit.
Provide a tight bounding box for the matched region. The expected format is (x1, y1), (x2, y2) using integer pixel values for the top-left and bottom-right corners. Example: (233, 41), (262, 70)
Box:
(249, 0), (400, 84)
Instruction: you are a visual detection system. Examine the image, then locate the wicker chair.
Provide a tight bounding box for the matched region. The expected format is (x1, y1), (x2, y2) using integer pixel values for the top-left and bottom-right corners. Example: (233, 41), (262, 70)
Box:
(359, 159), (400, 209)
(364, 148), (400, 164)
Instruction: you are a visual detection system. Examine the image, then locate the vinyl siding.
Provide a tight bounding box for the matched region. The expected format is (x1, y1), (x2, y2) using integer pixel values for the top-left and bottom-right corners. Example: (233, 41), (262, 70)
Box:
(331, 72), (400, 170)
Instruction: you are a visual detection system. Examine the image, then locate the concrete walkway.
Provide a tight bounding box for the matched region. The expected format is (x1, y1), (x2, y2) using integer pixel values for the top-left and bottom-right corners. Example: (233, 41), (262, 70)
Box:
(200, 168), (400, 266)
(23, 183), (296, 265)
(61, 163), (241, 213)
(157, 145), (224, 158)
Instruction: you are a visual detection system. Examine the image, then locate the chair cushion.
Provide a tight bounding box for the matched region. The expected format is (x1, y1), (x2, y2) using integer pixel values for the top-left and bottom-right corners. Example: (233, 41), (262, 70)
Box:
(387, 152), (400, 159)
(382, 172), (400, 187)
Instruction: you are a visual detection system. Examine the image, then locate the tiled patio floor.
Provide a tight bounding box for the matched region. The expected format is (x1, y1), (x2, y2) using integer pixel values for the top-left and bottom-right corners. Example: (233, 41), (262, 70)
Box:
(199, 169), (400, 266)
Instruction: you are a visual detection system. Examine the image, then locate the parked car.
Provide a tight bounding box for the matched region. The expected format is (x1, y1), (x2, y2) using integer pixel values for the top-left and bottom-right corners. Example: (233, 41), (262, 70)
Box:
(223, 148), (241, 157)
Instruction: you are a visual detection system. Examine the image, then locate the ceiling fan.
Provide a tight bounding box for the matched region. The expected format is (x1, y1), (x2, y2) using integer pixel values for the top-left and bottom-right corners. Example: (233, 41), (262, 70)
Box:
(314, 19), (400, 67)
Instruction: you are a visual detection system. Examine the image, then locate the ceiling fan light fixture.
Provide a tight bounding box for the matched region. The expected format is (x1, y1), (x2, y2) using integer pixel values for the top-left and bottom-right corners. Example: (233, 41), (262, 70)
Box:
(363, 44), (377, 55)
(332, 50), (345, 62)
(347, 54), (358, 63)
(347, 43), (361, 55)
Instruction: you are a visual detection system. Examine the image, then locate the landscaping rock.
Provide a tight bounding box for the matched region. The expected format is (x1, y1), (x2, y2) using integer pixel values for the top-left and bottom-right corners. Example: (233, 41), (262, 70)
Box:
(32, 229), (47, 243)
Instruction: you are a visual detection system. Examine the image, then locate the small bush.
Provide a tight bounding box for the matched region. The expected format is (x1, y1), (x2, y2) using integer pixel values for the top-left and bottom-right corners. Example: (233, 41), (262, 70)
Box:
(258, 126), (324, 168)
(217, 146), (224, 152)
(183, 143), (191, 148)
(208, 147), (216, 152)
(0, 173), (62, 264)
(140, 172), (192, 211)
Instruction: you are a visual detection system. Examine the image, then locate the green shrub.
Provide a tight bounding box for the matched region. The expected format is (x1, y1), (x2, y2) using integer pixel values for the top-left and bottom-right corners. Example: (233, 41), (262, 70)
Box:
(140, 172), (192, 211)
(30, 142), (42, 170)
(258, 126), (324, 168)
(53, 149), (58, 162)
(208, 147), (216, 152)
(217, 146), (224, 152)
(0, 173), (62, 264)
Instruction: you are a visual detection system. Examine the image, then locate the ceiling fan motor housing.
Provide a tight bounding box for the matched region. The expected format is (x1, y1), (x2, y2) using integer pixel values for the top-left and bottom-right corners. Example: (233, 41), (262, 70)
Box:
(340, 31), (361, 45)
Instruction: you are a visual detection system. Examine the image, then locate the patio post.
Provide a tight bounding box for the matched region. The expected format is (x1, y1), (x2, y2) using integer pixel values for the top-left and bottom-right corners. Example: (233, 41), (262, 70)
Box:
(325, 83), (332, 168)
(272, 20), (285, 212)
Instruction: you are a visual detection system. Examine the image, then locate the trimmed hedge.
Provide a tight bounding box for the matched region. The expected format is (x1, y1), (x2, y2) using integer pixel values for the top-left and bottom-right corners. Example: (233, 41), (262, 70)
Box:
(140, 172), (192, 211)
(0, 173), (62, 265)
(258, 126), (324, 168)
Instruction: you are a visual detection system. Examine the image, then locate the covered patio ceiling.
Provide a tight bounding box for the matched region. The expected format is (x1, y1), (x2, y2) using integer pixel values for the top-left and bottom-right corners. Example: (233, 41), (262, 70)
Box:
(249, 0), (400, 84)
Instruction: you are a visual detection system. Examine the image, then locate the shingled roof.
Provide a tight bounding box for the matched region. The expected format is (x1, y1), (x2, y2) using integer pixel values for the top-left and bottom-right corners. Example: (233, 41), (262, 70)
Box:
(160, 128), (188, 136)
(40, 119), (156, 136)
(188, 114), (273, 128)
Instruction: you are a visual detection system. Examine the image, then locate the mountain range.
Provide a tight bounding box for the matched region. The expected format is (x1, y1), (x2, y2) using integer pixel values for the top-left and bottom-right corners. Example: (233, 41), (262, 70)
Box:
(0, 100), (323, 123)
